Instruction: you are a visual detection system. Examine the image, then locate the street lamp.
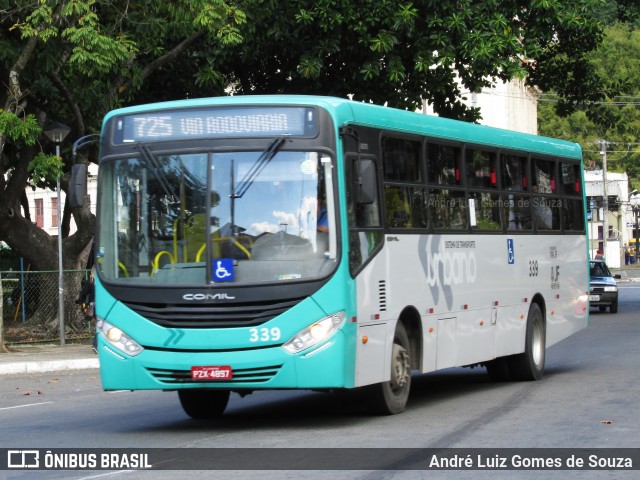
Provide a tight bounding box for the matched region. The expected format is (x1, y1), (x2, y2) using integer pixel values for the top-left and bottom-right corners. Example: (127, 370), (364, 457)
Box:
(631, 193), (640, 265)
(44, 122), (71, 346)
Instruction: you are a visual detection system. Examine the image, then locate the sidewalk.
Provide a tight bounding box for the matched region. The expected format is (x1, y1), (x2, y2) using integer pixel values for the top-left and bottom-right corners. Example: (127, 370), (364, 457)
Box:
(611, 265), (640, 283)
(0, 343), (99, 376)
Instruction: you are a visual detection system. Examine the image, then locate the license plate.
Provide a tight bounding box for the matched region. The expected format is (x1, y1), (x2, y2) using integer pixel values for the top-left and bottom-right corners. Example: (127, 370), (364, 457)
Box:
(191, 366), (233, 380)
(588, 295), (600, 302)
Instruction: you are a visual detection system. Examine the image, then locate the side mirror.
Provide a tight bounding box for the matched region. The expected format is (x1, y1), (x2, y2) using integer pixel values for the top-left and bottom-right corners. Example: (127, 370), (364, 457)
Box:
(355, 158), (377, 204)
(68, 163), (88, 208)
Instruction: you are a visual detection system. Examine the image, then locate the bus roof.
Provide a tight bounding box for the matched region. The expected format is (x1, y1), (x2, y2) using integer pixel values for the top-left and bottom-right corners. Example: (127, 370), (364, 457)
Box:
(104, 95), (582, 161)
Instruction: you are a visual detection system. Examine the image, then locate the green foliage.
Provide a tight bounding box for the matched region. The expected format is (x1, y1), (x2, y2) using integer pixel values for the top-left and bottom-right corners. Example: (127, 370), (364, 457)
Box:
(27, 152), (63, 187)
(211, 0), (611, 121)
(0, 112), (41, 147)
(539, 22), (640, 187)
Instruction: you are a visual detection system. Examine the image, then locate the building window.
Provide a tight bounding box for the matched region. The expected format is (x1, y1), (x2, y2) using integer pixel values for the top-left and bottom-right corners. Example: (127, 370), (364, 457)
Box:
(35, 199), (44, 227)
(52, 197), (58, 227)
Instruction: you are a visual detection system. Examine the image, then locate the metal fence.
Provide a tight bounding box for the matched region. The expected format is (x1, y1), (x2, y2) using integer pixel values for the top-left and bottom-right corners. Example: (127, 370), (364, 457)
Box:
(1, 269), (91, 345)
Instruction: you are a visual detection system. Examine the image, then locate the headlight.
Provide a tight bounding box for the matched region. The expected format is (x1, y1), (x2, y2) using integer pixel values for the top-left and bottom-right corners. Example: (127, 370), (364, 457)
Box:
(282, 312), (345, 354)
(604, 286), (617, 292)
(96, 318), (144, 357)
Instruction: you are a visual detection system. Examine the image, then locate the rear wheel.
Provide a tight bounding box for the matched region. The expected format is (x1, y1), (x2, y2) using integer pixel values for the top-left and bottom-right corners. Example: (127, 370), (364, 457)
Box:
(178, 390), (230, 419)
(508, 303), (546, 381)
(366, 322), (412, 415)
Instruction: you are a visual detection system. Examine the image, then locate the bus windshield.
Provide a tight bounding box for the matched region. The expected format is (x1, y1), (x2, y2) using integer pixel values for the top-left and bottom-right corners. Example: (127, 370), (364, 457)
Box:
(97, 148), (336, 285)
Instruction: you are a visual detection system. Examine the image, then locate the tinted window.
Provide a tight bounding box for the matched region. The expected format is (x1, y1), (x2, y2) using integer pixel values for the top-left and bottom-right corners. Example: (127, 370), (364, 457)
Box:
(427, 144), (461, 185)
(563, 198), (585, 231)
(560, 162), (581, 196)
(532, 158), (556, 194)
(469, 192), (501, 230)
(465, 149), (497, 189)
(385, 186), (428, 229)
(382, 137), (421, 182)
(533, 197), (560, 230)
(429, 189), (467, 230)
(504, 194), (533, 231)
(502, 154), (528, 191)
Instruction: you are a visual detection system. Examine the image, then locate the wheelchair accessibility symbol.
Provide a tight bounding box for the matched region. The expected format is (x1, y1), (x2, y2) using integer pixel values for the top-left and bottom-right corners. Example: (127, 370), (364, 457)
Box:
(213, 259), (235, 282)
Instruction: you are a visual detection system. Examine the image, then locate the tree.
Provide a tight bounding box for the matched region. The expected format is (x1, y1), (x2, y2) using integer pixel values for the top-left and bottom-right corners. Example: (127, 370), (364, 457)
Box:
(215, 0), (611, 121)
(0, 0), (245, 333)
(0, 0), (620, 335)
(538, 22), (640, 186)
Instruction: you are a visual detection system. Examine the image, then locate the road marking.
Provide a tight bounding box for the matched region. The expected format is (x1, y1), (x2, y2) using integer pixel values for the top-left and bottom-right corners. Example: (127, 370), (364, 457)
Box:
(0, 401), (53, 411)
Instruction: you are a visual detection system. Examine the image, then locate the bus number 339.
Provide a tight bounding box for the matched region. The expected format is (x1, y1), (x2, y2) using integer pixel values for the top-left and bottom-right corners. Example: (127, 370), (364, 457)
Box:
(249, 327), (281, 342)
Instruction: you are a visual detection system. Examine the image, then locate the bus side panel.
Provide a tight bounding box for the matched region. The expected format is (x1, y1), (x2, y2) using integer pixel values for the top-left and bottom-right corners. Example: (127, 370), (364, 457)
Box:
(352, 233), (588, 386)
(352, 250), (396, 387)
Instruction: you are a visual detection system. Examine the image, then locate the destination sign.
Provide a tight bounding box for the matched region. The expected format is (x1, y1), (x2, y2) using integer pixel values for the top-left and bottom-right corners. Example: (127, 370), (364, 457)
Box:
(113, 106), (317, 143)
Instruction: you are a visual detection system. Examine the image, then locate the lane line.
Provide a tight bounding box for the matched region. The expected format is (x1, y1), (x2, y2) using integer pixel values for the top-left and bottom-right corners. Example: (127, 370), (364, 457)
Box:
(0, 401), (54, 411)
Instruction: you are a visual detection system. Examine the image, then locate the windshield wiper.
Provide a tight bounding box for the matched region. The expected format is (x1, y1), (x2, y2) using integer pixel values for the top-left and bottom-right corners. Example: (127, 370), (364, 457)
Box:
(232, 136), (287, 199)
(138, 144), (178, 202)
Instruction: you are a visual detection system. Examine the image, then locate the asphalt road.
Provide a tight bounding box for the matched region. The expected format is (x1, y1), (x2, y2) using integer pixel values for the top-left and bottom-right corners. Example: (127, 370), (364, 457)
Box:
(1, 285), (639, 479)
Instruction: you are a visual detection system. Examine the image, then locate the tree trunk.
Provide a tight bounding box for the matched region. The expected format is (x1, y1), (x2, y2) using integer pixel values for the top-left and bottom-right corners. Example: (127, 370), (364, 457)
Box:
(0, 271), (7, 353)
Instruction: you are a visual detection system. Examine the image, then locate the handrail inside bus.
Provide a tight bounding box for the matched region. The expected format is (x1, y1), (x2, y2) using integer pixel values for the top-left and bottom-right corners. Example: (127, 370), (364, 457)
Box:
(195, 236), (253, 262)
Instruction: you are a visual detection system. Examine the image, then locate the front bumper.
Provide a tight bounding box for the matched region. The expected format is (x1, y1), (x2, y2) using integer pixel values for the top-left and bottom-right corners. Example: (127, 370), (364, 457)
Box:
(589, 291), (618, 306)
(97, 330), (351, 391)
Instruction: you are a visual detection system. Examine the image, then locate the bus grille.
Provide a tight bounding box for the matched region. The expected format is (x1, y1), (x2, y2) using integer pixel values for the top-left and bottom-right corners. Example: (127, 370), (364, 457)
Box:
(121, 297), (305, 328)
(146, 365), (282, 384)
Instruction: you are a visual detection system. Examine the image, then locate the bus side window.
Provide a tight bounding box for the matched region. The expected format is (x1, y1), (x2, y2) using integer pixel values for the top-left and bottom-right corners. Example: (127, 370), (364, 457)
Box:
(384, 186), (428, 229)
(469, 191), (501, 230)
(465, 148), (497, 189)
(532, 158), (556, 193)
(563, 198), (585, 231)
(505, 194), (532, 231)
(502, 154), (527, 192)
(429, 189), (467, 230)
(427, 143), (461, 185)
(560, 162), (581, 195)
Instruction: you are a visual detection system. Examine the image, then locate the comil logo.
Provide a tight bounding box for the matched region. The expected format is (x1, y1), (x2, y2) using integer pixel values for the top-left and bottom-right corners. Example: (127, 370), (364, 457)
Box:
(182, 293), (235, 301)
(8, 450), (39, 469)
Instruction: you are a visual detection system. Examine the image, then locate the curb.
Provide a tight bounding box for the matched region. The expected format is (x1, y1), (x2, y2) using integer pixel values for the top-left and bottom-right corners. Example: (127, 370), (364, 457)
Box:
(0, 358), (99, 376)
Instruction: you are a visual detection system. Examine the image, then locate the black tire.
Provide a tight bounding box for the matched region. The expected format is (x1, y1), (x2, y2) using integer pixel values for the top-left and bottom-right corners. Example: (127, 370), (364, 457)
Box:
(599, 305), (607, 312)
(366, 322), (412, 415)
(178, 389), (230, 419)
(508, 303), (546, 381)
(610, 301), (618, 313)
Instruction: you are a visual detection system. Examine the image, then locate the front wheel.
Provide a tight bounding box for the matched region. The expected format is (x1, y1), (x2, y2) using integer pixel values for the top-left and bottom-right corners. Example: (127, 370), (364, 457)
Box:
(178, 389), (230, 419)
(366, 322), (412, 415)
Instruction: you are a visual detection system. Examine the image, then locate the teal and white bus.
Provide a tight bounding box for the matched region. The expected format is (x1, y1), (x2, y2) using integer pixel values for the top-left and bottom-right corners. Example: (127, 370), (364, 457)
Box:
(86, 95), (589, 417)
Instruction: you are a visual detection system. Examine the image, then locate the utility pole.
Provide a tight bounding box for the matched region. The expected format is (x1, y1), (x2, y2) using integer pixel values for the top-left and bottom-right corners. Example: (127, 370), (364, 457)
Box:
(599, 141), (608, 260)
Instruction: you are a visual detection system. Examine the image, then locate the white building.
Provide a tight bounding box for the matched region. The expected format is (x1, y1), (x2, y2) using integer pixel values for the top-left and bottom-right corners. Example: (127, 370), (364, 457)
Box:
(24, 163), (98, 238)
(585, 170), (631, 268)
(420, 78), (539, 134)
